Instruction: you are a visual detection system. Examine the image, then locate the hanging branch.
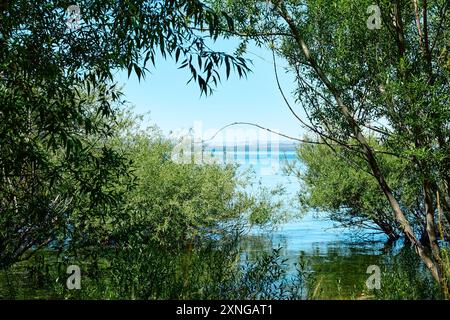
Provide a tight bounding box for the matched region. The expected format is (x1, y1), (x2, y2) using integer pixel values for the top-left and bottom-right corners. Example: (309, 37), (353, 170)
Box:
(199, 121), (324, 145)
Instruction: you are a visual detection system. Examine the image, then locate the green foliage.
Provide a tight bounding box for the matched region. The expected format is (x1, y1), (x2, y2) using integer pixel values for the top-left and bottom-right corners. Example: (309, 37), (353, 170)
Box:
(1, 0), (448, 299)
(373, 247), (443, 300)
(0, 104), (288, 298)
(211, 0), (449, 288)
(99, 111), (284, 247)
(0, 0), (251, 268)
(285, 139), (431, 240)
(0, 243), (304, 300)
(294, 245), (444, 300)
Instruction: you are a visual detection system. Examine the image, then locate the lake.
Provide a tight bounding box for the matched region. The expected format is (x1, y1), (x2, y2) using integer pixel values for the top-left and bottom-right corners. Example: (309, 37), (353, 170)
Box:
(0, 143), (436, 300)
(220, 145), (407, 298)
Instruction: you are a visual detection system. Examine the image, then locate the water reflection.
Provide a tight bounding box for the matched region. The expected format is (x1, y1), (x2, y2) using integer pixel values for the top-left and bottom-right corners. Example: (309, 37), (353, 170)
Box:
(240, 230), (398, 299)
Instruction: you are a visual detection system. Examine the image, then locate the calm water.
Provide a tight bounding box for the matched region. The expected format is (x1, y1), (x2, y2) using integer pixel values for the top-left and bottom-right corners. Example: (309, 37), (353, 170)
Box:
(0, 146), (432, 299)
(228, 147), (392, 297)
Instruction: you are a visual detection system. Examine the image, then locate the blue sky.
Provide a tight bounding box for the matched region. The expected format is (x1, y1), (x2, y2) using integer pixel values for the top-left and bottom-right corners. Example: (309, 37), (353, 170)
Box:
(114, 39), (306, 142)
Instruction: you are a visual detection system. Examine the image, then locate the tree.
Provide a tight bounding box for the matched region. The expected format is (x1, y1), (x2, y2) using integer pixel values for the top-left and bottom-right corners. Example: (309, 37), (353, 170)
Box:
(0, 0), (249, 268)
(103, 111), (285, 248)
(287, 138), (433, 243)
(211, 0), (449, 289)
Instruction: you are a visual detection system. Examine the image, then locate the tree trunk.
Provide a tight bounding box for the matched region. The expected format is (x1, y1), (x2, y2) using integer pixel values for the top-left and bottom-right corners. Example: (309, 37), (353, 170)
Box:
(275, 2), (442, 283)
(424, 180), (443, 283)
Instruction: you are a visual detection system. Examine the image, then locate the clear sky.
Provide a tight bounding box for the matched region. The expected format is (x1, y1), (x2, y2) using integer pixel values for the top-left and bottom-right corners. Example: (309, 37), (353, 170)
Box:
(114, 39), (306, 143)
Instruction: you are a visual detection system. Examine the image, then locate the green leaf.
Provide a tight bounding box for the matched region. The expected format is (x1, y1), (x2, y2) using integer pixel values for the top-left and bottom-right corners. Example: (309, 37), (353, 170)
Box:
(225, 56), (230, 79)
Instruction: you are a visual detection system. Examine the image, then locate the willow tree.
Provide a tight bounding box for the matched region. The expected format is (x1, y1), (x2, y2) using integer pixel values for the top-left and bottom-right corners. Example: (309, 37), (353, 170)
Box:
(210, 0), (449, 288)
(0, 0), (248, 268)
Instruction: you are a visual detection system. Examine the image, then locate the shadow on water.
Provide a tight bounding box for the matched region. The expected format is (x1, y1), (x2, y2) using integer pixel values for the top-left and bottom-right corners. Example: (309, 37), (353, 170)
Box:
(239, 230), (441, 299)
(0, 149), (442, 299)
(240, 229), (386, 299)
(232, 148), (439, 299)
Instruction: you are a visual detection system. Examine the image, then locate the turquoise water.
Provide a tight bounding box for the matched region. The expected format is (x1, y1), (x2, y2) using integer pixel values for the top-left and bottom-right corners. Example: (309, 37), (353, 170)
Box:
(0, 146), (434, 299)
(226, 147), (387, 247)
(223, 147), (391, 296)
